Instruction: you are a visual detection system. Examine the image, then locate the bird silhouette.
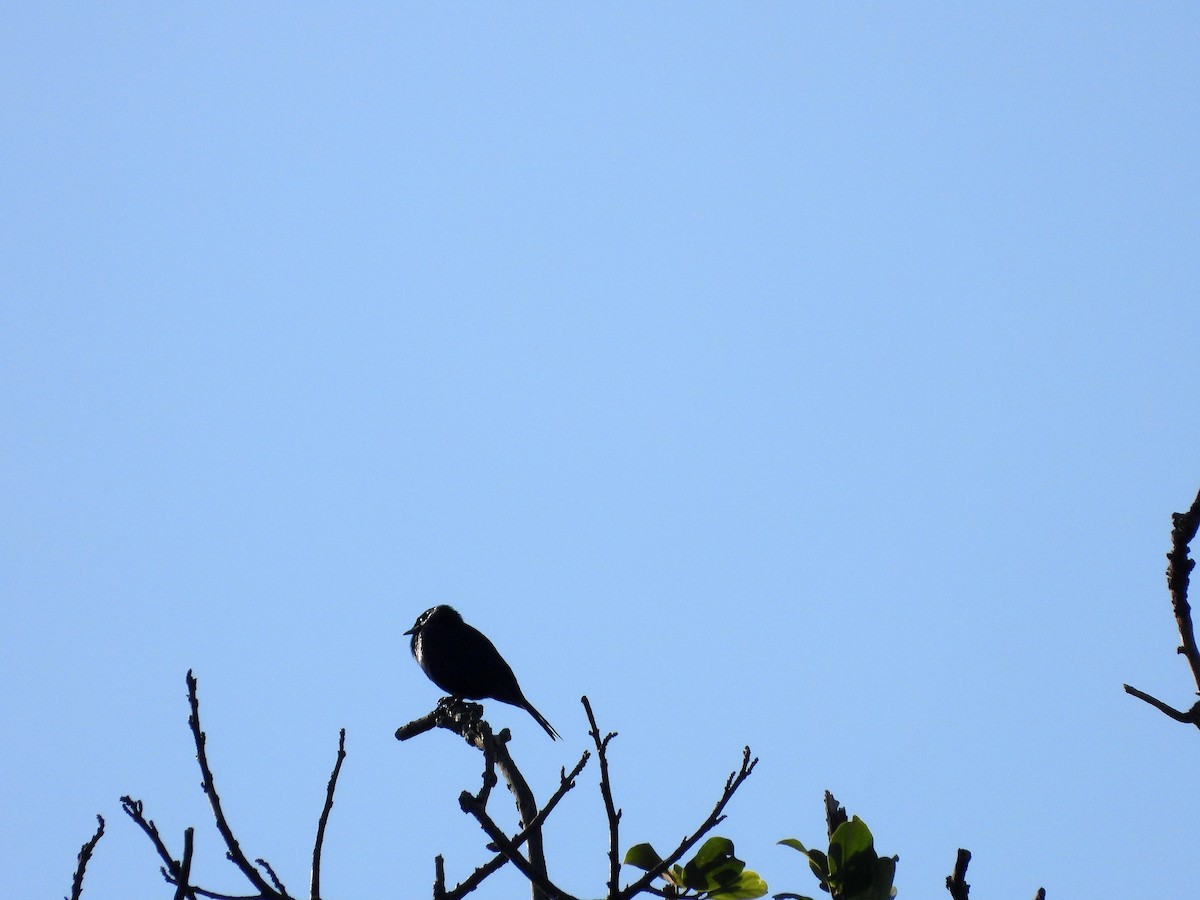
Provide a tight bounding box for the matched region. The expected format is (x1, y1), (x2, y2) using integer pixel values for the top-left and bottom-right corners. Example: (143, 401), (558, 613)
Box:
(405, 605), (560, 740)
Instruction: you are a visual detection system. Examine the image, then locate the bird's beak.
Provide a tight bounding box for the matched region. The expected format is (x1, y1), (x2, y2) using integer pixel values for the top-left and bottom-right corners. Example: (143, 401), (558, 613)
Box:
(403, 626), (417, 635)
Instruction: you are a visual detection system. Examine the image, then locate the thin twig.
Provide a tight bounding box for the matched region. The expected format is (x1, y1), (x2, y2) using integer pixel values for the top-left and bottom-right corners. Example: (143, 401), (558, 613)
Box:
(511, 753), (591, 850)
(67, 815), (105, 900)
(582, 697), (621, 899)
(173, 829), (195, 900)
(311, 728), (347, 900)
(945, 848), (971, 900)
(1122, 684), (1200, 724)
(171, 888), (259, 900)
(458, 792), (578, 900)
(122, 796), (257, 900)
(185, 670), (285, 898)
(449, 752), (591, 900)
(616, 747), (758, 900)
(256, 858), (288, 896)
(121, 798), (180, 881)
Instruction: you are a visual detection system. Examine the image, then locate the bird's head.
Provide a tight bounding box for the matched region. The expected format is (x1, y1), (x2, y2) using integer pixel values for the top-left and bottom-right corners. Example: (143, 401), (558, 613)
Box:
(404, 604), (461, 636)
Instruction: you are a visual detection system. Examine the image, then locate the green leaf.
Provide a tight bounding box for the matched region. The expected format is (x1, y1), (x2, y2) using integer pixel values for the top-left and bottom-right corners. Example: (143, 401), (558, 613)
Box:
(829, 817), (874, 869)
(709, 868), (769, 899)
(624, 843), (663, 872)
(843, 856), (897, 900)
(694, 837), (737, 869)
(680, 837), (745, 890)
(874, 856), (897, 899)
(828, 817), (879, 894)
(778, 838), (828, 882)
(827, 820), (898, 900)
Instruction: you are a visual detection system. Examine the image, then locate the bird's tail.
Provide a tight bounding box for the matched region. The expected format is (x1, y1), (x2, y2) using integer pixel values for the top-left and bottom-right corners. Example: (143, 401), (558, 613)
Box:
(524, 700), (560, 740)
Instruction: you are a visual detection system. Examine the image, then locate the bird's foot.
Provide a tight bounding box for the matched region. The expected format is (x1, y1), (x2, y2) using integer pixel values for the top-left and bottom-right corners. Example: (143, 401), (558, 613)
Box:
(435, 696), (485, 732)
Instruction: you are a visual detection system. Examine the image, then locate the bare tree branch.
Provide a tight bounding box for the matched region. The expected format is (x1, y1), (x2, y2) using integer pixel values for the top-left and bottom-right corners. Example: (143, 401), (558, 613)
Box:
(945, 848), (971, 900)
(616, 746), (758, 900)
(123, 796), (259, 900)
(1125, 487), (1200, 728)
(185, 670), (287, 898)
(171, 887), (259, 900)
(399, 698), (575, 900)
(310, 728), (346, 900)
(173, 829), (195, 900)
(1122, 684), (1200, 724)
(67, 814), (105, 900)
(435, 855), (447, 900)
(120, 798), (181, 884)
(395, 708), (441, 740)
(125, 673), (325, 900)
(449, 752), (590, 900)
(581, 696), (621, 900)
(472, 723), (500, 810)
(458, 792), (578, 900)
(396, 697), (479, 742)
(1167, 487), (1200, 692)
(255, 858), (288, 896)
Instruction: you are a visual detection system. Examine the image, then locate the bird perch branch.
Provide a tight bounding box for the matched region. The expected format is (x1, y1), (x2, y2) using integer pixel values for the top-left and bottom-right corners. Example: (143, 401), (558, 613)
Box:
(398, 697), (584, 900)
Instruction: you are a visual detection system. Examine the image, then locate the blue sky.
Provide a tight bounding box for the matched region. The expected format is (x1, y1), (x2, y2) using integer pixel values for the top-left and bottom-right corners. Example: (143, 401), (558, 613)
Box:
(3, 4), (1199, 899)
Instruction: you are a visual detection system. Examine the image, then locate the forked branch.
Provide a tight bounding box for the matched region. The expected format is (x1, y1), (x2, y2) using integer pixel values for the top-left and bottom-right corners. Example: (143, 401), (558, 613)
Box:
(398, 696), (758, 900)
(397, 698), (586, 900)
(183, 670), (283, 897)
(450, 753), (591, 899)
(123, 672), (347, 900)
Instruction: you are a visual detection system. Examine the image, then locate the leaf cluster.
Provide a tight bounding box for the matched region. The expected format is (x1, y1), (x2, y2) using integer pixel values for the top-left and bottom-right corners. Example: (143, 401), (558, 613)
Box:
(625, 836), (768, 900)
(779, 817), (896, 900)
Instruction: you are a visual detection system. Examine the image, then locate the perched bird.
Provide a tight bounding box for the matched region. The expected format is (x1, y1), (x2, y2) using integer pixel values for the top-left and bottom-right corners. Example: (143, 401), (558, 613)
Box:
(405, 605), (560, 740)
